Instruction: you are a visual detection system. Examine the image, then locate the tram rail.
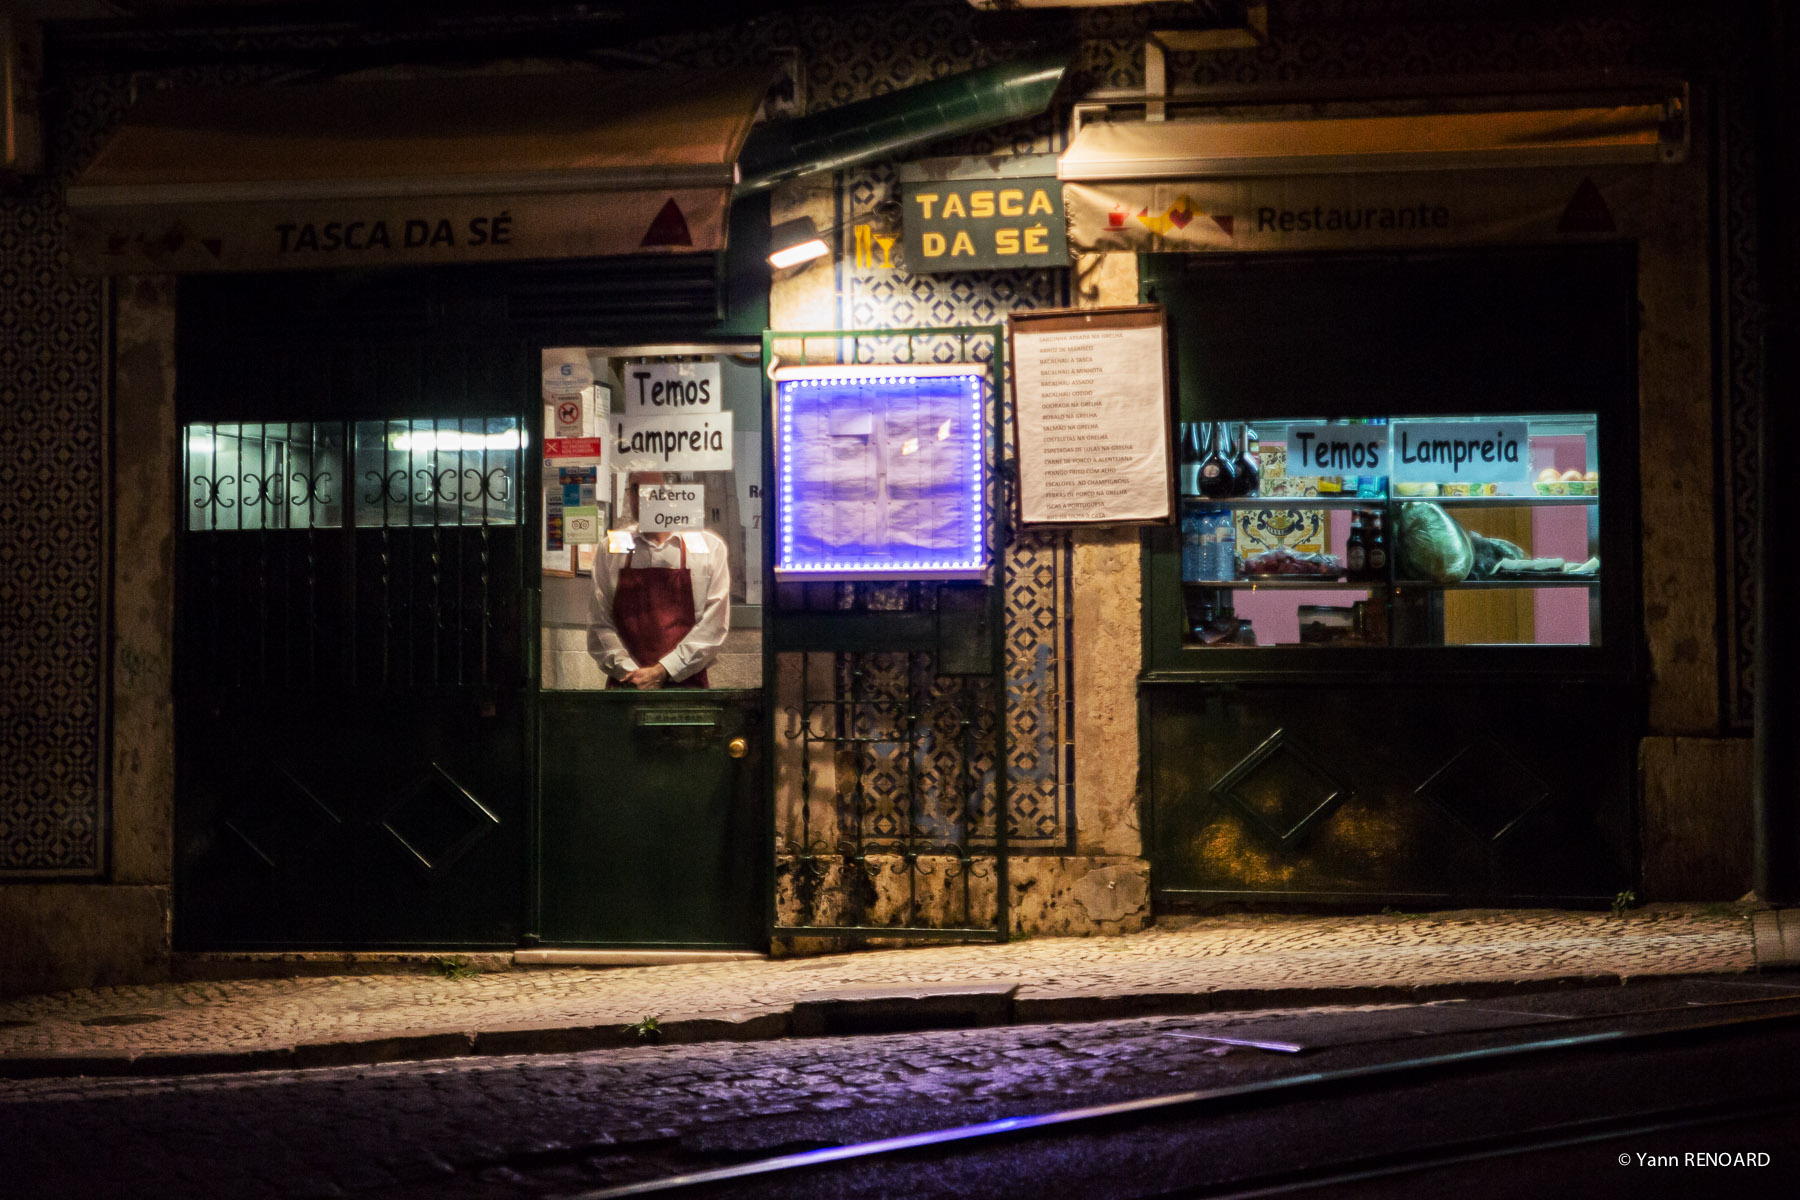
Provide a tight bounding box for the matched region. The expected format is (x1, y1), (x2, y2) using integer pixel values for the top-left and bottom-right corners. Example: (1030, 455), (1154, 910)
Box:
(562, 995), (1800, 1199)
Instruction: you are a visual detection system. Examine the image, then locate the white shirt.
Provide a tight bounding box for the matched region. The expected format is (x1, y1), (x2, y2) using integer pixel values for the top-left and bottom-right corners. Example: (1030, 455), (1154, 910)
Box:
(588, 529), (730, 683)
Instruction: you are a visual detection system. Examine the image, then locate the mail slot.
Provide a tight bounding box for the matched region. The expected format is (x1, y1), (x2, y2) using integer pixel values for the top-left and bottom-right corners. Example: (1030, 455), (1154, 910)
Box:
(634, 706), (722, 728)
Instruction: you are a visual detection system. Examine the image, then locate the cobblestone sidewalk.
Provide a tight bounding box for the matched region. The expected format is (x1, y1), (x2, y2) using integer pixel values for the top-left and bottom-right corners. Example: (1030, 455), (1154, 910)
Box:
(0, 906), (1765, 1077)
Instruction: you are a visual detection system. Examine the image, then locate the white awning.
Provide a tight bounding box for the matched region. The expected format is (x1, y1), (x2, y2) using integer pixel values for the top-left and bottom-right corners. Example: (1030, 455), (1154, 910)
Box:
(66, 70), (770, 273)
(1058, 105), (1669, 181)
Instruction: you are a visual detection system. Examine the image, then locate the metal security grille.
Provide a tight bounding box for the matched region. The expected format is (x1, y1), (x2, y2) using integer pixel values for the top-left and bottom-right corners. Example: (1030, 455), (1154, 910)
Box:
(179, 416), (524, 693)
(765, 326), (1011, 942)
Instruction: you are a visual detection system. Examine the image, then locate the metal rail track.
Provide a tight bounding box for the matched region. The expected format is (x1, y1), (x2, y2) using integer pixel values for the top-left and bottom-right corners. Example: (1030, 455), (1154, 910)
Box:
(561, 998), (1800, 1199)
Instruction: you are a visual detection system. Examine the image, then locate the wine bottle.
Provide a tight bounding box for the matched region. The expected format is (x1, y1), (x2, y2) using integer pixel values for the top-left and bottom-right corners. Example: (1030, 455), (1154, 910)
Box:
(1235, 423), (1262, 497)
(1198, 421), (1237, 499)
(1179, 423), (1202, 496)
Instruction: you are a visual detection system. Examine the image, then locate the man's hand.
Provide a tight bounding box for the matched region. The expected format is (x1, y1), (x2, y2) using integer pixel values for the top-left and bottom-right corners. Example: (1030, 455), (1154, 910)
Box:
(623, 663), (670, 690)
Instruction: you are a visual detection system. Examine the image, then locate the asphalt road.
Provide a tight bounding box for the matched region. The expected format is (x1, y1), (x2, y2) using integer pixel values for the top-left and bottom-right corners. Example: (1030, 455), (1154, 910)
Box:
(6, 974), (1800, 1199)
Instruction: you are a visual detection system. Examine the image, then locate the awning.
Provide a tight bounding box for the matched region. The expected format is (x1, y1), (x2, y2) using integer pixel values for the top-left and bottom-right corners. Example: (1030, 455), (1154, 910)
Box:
(1058, 104), (1669, 181)
(1058, 102), (1674, 256)
(67, 70), (770, 273)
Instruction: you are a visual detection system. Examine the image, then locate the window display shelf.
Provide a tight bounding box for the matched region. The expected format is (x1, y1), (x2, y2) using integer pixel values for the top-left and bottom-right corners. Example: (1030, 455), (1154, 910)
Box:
(1393, 577), (1600, 589)
(1187, 577), (1600, 589)
(1183, 578), (1363, 589)
(1186, 496), (1377, 510)
(1426, 495), (1597, 507)
(1186, 494), (1599, 509)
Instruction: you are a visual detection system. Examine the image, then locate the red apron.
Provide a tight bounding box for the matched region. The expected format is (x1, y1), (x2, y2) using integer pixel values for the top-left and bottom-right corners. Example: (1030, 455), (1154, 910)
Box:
(609, 537), (709, 689)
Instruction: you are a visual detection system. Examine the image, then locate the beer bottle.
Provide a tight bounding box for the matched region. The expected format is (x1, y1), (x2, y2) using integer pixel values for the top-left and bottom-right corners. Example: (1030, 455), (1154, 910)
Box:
(1345, 510), (1367, 580)
(1366, 510), (1389, 579)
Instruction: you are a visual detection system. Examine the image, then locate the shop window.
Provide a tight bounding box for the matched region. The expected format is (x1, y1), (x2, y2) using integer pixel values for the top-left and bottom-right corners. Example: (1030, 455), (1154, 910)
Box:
(1178, 413), (1601, 649)
(537, 345), (764, 691)
(184, 422), (345, 532)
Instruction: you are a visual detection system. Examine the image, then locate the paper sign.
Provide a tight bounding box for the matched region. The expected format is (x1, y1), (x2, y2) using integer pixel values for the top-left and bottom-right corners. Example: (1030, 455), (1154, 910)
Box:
(564, 504), (602, 545)
(1012, 307), (1171, 526)
(544, 437), (608, 461)
(1391, 420), (1531, 483)
(542, 355), (594, 398)
(639, 482), (705, 532)
(1285, 424), (1388, 475)
(543, 383), (609, 466)
(621, 361), (722, 414)
(612, 411), (735, 472)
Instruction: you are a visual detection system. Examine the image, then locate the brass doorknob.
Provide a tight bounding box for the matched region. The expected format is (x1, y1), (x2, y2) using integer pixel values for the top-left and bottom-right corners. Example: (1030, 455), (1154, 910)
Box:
(727, 737), (749, 759)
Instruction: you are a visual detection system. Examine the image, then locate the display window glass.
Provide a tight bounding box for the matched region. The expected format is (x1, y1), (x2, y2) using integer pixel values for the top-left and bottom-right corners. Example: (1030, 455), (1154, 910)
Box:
(183, 422), (346, 533)
(1176, 413), (1600, 649)
(536, 344), (764, 692)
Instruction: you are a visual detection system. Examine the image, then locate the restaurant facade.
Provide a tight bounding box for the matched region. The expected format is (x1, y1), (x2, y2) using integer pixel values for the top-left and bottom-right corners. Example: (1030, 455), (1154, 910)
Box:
(0, 0), (1785, 994)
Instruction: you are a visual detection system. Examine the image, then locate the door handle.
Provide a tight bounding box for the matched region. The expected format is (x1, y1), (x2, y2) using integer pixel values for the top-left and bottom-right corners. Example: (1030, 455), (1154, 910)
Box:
(727, 737), (749, 759)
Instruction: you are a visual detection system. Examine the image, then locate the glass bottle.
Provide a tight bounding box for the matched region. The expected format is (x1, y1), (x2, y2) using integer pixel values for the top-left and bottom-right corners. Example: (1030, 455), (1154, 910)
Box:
(1198, 421), (1237, 499)
(1366, 510), (1389, 579)
(1235, 423), (1261, 497)
(1345, 510), (1367, 580)
(1179, 423), (1202, 496)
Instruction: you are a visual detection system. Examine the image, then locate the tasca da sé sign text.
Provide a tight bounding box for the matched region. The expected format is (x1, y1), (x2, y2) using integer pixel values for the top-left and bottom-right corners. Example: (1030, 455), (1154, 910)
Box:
(901, 178), (1067, 272)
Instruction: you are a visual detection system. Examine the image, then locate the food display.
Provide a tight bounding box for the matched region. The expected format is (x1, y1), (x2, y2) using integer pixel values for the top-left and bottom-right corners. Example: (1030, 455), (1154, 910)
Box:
(1534, 466), (1599, 495)
(1243, 547), (1344, 578)
(1395, 502), (1474, 584)
(1178, 413), (1604, 650)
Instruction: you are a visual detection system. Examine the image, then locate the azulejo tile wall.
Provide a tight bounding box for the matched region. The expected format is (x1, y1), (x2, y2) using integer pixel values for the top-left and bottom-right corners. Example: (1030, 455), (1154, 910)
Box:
(818, 15), (1077, 849)
(0, 125), (108, 876)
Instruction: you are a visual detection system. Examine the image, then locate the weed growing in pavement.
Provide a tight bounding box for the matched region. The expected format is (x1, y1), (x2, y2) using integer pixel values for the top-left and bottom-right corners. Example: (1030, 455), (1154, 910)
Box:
(1611, 890), (1638, 916)
(1699, 901), (1745, 918)
(430, 955), (480, 981)
(1380, 906), (1425, 920)
(625, 1015), (663, 1044)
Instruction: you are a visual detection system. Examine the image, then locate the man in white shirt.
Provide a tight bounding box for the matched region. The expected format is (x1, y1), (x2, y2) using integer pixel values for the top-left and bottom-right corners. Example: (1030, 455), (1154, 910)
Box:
(588, 472), (730, 689)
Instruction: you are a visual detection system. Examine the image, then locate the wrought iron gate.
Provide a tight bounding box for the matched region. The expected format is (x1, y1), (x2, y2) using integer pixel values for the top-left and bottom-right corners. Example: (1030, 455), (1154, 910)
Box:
(763, 326), (1011, 941)
(173, 304), (532, 948)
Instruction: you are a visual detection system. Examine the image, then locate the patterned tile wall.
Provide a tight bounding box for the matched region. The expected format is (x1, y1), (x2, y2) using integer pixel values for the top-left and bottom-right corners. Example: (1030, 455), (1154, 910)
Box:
(0, 81), (112, 876)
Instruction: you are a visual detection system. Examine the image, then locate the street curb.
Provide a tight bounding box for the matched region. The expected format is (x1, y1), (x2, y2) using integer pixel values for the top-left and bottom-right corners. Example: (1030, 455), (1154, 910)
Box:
(0, 968), (1738, 1081)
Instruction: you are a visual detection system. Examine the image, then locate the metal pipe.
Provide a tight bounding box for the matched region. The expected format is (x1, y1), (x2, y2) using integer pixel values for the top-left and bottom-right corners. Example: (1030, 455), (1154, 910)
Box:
(735, 50), (1071, 195)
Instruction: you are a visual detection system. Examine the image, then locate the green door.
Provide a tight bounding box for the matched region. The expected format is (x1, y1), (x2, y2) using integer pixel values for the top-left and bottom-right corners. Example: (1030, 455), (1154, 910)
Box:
(173, 274), (532, 948)
(536, 691), (765, 948)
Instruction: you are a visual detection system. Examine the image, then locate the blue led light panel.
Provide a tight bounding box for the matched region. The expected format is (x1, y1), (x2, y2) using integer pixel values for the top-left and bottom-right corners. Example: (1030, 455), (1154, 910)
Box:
(774, 368), (988, 580)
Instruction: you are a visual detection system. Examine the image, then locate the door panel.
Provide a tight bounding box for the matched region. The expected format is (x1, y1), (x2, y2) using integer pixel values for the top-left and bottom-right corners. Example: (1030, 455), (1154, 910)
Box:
(174, 326), (531, 949)
(1146, 681), (1637, 904)
(176, 691), (525, 947)
(537, 690), (764, 948)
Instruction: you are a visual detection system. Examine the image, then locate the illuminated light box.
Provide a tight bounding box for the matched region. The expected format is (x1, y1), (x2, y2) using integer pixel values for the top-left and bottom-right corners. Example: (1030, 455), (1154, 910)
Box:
(773, 364), (989, 581)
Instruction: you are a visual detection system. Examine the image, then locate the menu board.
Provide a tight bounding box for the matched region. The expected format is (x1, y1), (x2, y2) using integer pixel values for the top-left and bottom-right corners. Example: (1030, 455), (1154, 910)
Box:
(771, 365), (988, 581)
(1010, 305), (1172, 527)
